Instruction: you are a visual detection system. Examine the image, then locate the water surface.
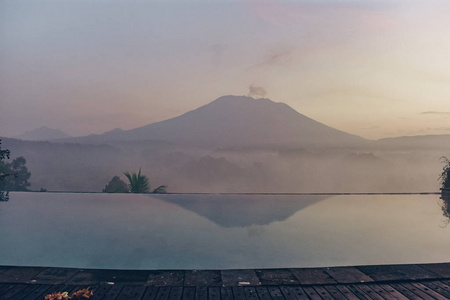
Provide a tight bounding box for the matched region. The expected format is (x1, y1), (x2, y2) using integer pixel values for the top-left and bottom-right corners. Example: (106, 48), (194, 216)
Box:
(0, 192), (448, 269)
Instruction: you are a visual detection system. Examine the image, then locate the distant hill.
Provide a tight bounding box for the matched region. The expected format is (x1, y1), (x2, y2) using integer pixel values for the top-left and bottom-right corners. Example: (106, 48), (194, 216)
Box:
(375, 134), (450, 150)
(15, 126), (72, 141)
(61, 95), (365, 148)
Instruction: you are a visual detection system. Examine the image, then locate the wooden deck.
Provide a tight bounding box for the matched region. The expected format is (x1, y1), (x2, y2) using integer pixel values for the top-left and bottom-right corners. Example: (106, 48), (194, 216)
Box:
(0, 263), (449, 299)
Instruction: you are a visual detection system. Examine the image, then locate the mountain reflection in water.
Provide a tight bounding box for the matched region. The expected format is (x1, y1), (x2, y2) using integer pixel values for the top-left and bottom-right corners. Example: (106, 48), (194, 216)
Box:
(153, 194), (327, 228)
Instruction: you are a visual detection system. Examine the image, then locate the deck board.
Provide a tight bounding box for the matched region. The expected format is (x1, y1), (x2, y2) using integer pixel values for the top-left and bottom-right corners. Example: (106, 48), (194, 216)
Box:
(312, 286), (337, 300)
(279, 285), (308, 300)
(334, 285), (361, 300)
(422, 281), (450, 298)
(322, 285), (349, 300)
(410, 282), (448, 300)
(1, 263), (450, 300)
(220, 287), (234, 300)
(388, 283), (423, 300)
(116, 285), (147, 300)
(168, 287), (183, 300)
(376, 284), (410, 300)
(254, 286), (271, 300)
(208, 287), (221, 300)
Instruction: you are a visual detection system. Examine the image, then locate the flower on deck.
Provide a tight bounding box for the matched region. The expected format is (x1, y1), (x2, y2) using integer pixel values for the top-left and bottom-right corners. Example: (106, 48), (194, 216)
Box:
(44, 288), (93, 300)
(44, 292), (69, 300)
(70, 288), (94, 299)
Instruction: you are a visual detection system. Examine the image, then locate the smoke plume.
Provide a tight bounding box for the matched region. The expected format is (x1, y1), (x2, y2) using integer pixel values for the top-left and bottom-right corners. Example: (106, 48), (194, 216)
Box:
(248, 85), (267, 98)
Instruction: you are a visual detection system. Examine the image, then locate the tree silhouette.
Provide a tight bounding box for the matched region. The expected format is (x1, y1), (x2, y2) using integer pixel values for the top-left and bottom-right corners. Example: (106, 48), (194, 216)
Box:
(439, 156), (450, 188)
(0, 140), (11, 201)
(152, 185), (168, 194)
(103, 176), (129, 193)
(124, 168), (150, 193)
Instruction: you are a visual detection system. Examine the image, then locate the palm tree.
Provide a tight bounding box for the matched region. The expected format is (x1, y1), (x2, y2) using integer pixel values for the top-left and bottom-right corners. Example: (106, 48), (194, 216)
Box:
(152, 185), (168, 194)
(124, 168), (150, 193)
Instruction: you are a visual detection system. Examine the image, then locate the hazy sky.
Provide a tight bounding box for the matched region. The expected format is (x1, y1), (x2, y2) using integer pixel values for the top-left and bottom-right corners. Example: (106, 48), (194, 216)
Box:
(1, 0), (450, 140)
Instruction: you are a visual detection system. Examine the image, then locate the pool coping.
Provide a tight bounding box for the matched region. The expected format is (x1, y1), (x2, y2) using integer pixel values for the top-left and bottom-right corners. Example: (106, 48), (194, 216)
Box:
(0, 262), (449, 287)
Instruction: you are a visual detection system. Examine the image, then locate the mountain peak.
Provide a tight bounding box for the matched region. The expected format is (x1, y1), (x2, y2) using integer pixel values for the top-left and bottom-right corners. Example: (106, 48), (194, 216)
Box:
(64, 95), (364, 147)
(16, 126), (72, 141)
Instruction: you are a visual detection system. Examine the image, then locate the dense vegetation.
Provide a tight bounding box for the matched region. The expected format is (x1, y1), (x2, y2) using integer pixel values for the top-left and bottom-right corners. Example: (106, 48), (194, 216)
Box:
(439, 156), (450, 224)
(0, 140), (31, 201)
(439, 156), (450, 189)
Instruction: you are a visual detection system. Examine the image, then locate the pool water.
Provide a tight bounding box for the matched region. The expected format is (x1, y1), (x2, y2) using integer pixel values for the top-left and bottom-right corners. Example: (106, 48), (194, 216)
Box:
(0, 192), (448, 269)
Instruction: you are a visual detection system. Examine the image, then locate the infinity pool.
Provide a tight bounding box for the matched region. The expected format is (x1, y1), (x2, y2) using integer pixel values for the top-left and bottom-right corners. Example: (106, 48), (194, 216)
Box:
(0, 192), (448, 269)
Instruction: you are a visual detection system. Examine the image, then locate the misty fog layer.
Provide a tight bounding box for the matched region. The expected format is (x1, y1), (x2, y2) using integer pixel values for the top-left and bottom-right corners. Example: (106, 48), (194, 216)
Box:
(1, 96), (448, 193)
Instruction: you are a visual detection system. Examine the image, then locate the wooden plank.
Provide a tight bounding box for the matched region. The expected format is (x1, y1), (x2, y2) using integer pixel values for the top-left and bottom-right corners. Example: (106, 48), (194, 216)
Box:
(232, 286), (246, 300)
(19, 284), (52, 300)
(182, 287), (195, 300)
(100, 284), (125, 300)
(421, 281), (450, 298)
(323, 286), (349, 300)
(185, 271), (221, 287)
(255, 286), (271, 300)
(70, 270), (150, 285)
(33, 268), (79, 284)
(356, 264), (438, 282)
(89, 284), (114, 300)
(312, 286), (337, 300)
(356, 265), (407, 282)
(398, 283), (434, 300)
(325, 267), (373, 284)
(0, 284), (14, 295)
(209, 287), (221, 300)
(0, 267), (11, 276)
(345, 285), (371, 300)
(220, 287), (234, 300)
(116, 285), (146, 300)
(142, 287), (160, 300)
(169, 286), (183, 300)
(97, 270), (151, 284)
(267, 286), (285, 300)
(334, 285), (361, 300)
(290, 268), (337, 285)
(195, 286), (208, 300)
(376, 284), (409, 300)
(367, 284), (394, 299)
(243, 287), (258, 300)
(0, 267), (45, 283)
(0, 284), (28, 300)
(302, 287), (322, 300)
(221, 270), (260, 286)
(410, 282), (448, 300)
(430, 281), (450, 293)
(279, 286), (309, 300)
(2, 284), (45, 300)
(156, 286), (171, 300)
(146, 271), (185, 287)
(256, 269), (298, 285)
(352, 284), (385, 300)
(388, 283), (422, 300)
(392, 265), (441, 280)
(419, 263), (450, 278)
(68, 270), (100, 285)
